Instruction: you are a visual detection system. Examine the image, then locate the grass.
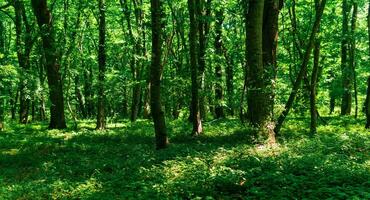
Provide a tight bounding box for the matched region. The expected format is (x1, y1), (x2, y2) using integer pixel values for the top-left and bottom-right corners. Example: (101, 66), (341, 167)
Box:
(0, 116), (369, 199)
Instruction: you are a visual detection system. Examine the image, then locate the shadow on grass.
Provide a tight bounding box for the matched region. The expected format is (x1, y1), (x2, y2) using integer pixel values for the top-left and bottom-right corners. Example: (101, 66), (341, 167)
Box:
(0, 117), (369, 199)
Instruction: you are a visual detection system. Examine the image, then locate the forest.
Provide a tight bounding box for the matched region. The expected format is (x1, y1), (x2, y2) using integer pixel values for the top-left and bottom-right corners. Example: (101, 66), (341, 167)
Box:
(0, 0), (369, 199)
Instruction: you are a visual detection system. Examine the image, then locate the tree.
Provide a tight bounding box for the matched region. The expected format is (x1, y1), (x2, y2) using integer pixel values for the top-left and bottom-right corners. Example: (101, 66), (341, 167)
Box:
(275, 0), (327, 135)
(150, 0), (168, 149)
(188, 0), (202, 135)
(365, 0), (370, 128)
(246, 0), (272, 137)
(341, 0), (351, 115)
(96, 0), (106, 130)
(214, 7), (225, 119)
(31, 0), (67, 129)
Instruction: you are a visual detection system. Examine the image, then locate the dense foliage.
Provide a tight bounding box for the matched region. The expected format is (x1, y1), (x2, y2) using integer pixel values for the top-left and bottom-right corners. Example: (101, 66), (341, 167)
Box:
(0, 0), (370, 198)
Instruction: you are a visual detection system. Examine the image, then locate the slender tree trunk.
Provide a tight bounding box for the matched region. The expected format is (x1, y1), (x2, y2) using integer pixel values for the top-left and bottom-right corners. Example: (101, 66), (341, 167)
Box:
(274, 0), (326, 135)
(75, 76), (86, 118)
(341, 0), (351, 115)
(150, 0), (168, 149)
(188, 0), (202, 135)
(14, 0), (31, 124)
(310, 0), (321, 135)
(31, 0), (67, 129)
(223, 45), (234, 116)
(0, 21), (4, 131)
(310, 40), (320, 135)
(214, 8), (225, 119)
(96, 0), (106, 130)
(350, 3), (358, 118)
(84, 65), (94, 118)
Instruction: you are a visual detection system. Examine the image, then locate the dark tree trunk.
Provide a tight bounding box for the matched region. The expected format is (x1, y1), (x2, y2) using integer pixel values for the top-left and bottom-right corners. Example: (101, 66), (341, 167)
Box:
(150, 0), (168, 149)
(0, 21), (4, 130)
(274, 0), (326, 135)
(262, 0), (283, 119)
(96, 0), (106, 130)
(247, 0), (274, 138)
(365, 78), (370, 128)
(31, 0), (67, 129)
(310, 0), (321, 135)
(188, 0), (202, 135)
(366, 1), (370, 129)
(196, 0), (211, 120)
(341, 0), (351, 115)
(14, 0), (32, 124)
(214, 8), (225, 119)
(310, 40), (320, 135)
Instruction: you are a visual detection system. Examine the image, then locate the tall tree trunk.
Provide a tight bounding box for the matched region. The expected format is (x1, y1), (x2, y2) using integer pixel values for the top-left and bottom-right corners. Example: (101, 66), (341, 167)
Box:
(96, 0), (106, 130)
(150, 0), (168, 149)
(310, 40), (320, 135)
(310, 0), (321, 135)
(350, 3), (358, 118)
(366, 0), (370, 128)
(274, 0), (326, 135)
(341, 0), (351, 115)
(31, 0), (67, 129)
(0, 21), (4, 131)
(247, 0), (274, 138)
(188, 0), (202, 135)
(14, 0), (32, 124)
(214, 8), (225, 119)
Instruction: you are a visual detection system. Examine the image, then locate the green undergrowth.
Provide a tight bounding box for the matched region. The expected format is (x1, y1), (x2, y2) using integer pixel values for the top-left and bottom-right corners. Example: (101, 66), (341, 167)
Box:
(0, 117), (369, 199)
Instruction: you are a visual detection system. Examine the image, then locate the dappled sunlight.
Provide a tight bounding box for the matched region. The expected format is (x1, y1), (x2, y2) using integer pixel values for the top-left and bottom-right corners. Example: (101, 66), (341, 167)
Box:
(0, 117), (369, 199)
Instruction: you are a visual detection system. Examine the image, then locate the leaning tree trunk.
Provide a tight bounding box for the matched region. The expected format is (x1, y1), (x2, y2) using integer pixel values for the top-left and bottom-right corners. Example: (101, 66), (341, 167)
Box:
(31, 0), (67, 129)
(150, 0), (168, 149)
(188, 0), (202, 135)
(96, 0), (106, 130)
(274, 0), (327, 135)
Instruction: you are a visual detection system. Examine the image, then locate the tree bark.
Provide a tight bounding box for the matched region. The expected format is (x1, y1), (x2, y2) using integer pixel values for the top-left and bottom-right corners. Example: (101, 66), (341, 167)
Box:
(247, 0), (274, 138)
(274, 0), (326, 135)
(341, 0), (351, 115)
(366, 0), (370, 128)
(214, 8), (225, 119)
(262, 0), (283, 118)
(310, 40), (320, 135)
(31, 0), (67, 129)
(188, 0), (202, 135)
(150, 0), (168, 149)
(96, 0), (106, 130)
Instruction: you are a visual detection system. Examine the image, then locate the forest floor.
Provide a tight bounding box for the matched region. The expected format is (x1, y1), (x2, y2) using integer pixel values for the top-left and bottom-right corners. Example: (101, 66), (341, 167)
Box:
(0, 116), (369, 199)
